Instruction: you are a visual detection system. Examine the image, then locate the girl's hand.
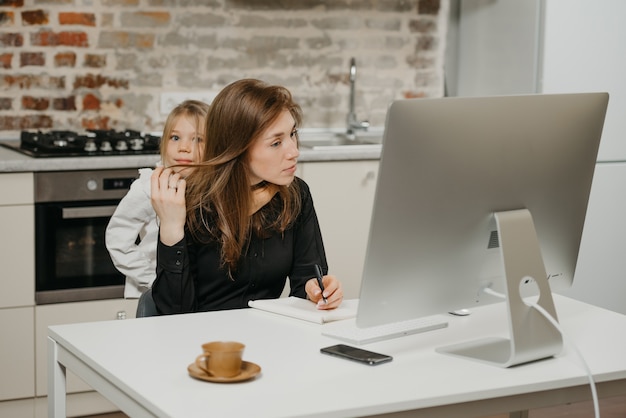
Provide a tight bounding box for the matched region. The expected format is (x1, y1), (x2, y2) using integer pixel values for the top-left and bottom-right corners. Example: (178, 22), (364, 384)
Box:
(151, 166), (186, 245)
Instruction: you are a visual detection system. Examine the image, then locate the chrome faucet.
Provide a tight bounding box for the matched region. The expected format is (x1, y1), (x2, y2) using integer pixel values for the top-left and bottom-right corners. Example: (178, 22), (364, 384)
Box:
(346, 57), (370, 135)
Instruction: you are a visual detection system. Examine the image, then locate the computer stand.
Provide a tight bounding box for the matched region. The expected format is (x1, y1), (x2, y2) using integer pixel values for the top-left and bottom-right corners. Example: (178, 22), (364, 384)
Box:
(437, 209), (563, 368)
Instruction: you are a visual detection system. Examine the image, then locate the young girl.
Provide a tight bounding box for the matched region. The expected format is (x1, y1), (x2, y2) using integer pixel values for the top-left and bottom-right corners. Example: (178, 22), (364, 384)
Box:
(106, 100), (209, 298)
(150, 79), (344, 314)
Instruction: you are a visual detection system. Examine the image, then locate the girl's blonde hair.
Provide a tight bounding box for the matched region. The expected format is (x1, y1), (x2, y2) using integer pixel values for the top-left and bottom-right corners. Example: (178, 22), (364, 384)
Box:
(159, 100), (210, 159)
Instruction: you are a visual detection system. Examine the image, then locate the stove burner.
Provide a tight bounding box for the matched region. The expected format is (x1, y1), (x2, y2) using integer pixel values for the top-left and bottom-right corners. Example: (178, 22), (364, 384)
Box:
(3, 129), (161, 158)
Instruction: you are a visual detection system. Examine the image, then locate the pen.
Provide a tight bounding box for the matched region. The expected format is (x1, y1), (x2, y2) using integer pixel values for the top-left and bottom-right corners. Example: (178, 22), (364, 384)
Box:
(314, 264), (328, 304)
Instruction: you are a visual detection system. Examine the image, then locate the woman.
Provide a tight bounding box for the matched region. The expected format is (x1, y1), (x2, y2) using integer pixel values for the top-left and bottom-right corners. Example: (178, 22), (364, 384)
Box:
(151, 79), (343, 314)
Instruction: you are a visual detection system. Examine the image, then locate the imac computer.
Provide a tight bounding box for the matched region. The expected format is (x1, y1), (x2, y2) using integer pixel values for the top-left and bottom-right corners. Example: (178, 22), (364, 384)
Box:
(324, 92), (608, 367)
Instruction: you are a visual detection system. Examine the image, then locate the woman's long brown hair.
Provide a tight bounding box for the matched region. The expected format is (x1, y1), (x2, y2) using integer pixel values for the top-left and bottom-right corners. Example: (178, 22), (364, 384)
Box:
(184, 79), (303, 276)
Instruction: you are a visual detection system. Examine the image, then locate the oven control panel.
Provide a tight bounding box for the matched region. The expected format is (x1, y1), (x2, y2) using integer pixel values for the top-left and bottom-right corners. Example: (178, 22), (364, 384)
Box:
(34, 169), (139, 202)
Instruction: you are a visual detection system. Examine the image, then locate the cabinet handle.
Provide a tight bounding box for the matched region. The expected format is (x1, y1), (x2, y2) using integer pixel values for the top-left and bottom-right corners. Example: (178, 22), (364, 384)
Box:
(62, 205), (118, 219)
(362, 170), (376, 186)
(116, 311), (127, 320)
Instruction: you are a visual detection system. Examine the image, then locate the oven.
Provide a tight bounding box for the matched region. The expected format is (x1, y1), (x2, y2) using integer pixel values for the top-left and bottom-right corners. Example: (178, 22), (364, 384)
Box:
(34, 169), (140, 304)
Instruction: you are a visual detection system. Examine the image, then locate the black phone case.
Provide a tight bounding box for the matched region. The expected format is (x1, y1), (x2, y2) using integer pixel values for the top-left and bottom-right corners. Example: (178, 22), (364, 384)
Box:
(320, 344), (393, 365)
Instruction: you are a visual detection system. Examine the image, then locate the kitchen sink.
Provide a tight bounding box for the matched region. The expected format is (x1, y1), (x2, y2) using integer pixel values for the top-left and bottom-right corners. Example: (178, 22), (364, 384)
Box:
(299, 131), (383, 150)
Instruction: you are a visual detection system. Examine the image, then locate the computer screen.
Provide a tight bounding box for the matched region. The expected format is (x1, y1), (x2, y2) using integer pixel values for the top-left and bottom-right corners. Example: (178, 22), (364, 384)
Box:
(355, 93), (608, 365)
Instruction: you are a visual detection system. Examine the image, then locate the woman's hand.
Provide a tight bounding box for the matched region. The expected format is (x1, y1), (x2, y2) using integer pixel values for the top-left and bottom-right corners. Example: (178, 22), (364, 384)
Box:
(151, 166), (186, 246)
(305, 274), (343, 310)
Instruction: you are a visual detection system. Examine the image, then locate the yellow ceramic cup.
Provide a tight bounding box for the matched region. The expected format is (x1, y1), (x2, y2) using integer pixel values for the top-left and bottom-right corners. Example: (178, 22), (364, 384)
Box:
(195, 341), (245, 378)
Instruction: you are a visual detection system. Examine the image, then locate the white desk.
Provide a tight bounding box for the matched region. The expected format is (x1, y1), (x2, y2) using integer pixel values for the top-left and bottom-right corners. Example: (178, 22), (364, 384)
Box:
(48, 295), (626, 418)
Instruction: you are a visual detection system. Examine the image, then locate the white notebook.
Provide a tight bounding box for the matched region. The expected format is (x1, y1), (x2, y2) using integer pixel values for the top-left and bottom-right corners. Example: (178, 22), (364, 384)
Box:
(248, 297), (358, 324)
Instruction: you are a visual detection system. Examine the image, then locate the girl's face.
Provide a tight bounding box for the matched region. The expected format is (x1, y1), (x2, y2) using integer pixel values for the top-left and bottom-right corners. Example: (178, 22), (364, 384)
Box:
(247, 110), (300, 186)
(163, 115), (205, 176)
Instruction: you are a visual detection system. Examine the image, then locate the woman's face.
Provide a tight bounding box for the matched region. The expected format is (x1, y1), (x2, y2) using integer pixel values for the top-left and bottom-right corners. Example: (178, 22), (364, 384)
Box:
(163, 115), (205, 176)
(247, 109), (300, 186)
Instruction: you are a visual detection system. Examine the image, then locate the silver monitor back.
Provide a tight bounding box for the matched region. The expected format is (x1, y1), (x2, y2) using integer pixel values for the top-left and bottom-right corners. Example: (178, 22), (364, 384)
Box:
(356, 93), (608, 328)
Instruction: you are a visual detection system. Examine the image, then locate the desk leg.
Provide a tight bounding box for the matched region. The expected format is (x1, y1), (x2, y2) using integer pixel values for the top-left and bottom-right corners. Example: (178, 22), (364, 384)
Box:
(509, 411), (529, 418)
(48, 336), (67, 418)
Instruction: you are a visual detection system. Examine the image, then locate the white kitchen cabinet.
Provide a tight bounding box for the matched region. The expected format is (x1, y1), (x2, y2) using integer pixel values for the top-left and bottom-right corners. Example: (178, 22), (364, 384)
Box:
(0, 397), (35, 418)
(0, 172), (34, 308)
(34, 298), (138, 396)
(0, 173), (36, 407)
(0, 172), (33, 205)
(300, 160), (379, 299)
(0, 307), (35, 401)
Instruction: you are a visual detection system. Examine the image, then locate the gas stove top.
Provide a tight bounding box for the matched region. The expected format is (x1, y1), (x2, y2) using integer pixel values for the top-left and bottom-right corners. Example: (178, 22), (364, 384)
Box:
(0, 129), (161, 158)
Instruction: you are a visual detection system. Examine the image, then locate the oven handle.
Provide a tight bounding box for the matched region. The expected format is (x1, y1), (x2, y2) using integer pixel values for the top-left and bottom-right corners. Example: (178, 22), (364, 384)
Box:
(62, 205), (118, 219)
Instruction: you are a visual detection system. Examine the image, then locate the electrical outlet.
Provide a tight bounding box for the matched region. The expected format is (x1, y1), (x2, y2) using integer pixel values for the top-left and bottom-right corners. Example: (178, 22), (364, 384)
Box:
(160, 91), (218, 114)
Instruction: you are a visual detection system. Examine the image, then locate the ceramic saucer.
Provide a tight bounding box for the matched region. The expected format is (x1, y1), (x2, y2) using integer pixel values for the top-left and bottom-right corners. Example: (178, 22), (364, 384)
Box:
(187, 361), (261, 383)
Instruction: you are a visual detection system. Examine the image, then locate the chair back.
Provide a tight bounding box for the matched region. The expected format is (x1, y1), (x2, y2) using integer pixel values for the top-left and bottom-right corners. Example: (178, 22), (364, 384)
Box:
(136, 288), (159, 317)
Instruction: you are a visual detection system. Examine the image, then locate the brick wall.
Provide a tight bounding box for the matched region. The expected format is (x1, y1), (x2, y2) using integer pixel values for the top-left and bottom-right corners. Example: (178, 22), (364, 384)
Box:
(0, 0), (448, 136)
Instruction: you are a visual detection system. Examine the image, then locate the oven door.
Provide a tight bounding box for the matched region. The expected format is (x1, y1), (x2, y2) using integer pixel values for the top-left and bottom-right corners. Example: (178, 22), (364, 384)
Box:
(35, 199), (125, 304)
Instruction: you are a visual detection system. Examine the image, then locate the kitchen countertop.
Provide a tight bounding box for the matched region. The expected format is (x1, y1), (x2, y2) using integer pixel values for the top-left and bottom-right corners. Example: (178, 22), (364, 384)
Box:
(0, 135), (382, 173)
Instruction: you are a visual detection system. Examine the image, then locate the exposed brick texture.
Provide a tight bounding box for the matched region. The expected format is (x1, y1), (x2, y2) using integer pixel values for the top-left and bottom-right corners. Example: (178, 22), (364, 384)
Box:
(22, 96), (49, 111)
(74, 74), (129, 89)
(81, 115), (111, 131)
(97, 31), (155, 49)
(3, 74), (65, 89)
(22, 9), (48, 25)
(0, 32), (22, 47)
(0, 0), (24, 7)
(0, 53), (12, 69)
(0, 11), (14, 25)
(82, 93), (101, 110)
(59, 12), (96, 26)
(0, 115), (53, 130)
(0, 98), (12, 110)
(84, 54), (106, 68)
(30, 30), (89, 47)
(52, 96), (76, 111)
(120, 11), (170, 27)
(20, 52), (45, 67)
(0, 0), (449, 135)
(54, 52), (76, 67)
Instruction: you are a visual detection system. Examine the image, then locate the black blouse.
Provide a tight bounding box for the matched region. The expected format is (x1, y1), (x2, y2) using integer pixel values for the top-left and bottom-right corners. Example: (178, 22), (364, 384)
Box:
(152, 177), (329, 314)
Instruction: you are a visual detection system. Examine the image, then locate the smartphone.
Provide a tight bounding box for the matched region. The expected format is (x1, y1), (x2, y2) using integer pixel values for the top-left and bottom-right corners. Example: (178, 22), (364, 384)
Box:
(320, 344), (393, 365)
